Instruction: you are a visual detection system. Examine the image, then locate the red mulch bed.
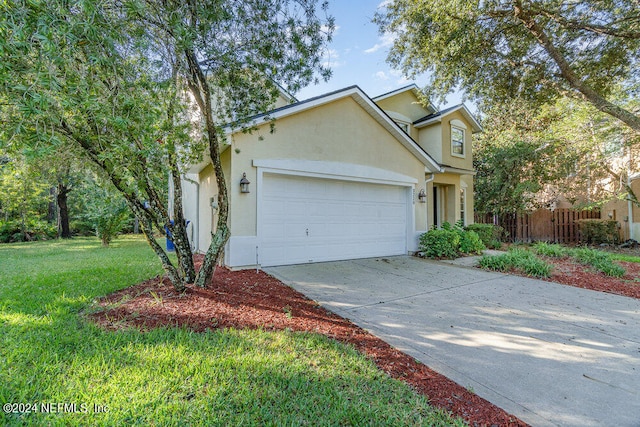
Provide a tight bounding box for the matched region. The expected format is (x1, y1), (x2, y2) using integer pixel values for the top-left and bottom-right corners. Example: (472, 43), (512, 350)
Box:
(543, 258), (640, 299)
(89, 256), (527, 427)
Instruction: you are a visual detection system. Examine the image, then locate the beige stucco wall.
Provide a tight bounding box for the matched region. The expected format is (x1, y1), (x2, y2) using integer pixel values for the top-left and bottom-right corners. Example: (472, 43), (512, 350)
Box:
(461, 174), (475, 226)
(228, 96), (428, 237)
(417, 125), (443, 163)
(273, 92), (294, 109)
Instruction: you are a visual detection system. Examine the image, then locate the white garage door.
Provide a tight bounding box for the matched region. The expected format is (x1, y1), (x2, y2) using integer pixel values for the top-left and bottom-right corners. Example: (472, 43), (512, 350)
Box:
(260, 173), (409, 267)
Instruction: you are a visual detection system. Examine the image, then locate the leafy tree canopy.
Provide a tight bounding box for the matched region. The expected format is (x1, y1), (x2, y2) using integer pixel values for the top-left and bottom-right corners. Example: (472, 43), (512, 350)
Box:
(375, 0), (640, 132)
(474, 94), (640, 214)
(0, 0), (333, 289)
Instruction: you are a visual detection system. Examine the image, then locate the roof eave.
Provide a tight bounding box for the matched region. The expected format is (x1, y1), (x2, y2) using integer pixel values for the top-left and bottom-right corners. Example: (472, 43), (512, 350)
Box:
(441, 166), (477, 176)
(414, 104), (483, 133)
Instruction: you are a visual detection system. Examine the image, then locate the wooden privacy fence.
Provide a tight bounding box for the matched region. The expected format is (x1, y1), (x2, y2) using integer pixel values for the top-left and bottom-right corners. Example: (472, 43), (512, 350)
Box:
(475, 208), (601, 244)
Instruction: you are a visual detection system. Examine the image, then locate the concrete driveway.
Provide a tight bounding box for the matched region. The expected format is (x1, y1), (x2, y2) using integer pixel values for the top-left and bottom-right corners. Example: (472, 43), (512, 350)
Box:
(267, 256), (640, 427)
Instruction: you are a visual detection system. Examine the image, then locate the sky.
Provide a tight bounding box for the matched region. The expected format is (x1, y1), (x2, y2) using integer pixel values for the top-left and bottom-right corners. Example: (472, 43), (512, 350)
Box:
(294, 1), (465, 109)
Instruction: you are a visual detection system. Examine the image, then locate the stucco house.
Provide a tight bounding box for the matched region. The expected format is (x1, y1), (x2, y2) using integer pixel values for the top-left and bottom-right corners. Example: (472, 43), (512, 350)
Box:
(180, 84), (482, 268)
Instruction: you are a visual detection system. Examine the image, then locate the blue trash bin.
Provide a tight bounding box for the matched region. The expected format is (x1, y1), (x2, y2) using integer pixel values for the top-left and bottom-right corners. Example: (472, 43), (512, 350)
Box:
(165, 220), (175, 251)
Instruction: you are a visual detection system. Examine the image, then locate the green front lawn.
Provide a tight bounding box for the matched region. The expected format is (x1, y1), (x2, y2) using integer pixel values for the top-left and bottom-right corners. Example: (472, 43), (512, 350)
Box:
(0, 236), (462, 426)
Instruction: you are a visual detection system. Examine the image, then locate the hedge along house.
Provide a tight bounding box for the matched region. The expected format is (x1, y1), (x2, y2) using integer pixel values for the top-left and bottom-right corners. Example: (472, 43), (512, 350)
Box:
(179, 84), (482, 268)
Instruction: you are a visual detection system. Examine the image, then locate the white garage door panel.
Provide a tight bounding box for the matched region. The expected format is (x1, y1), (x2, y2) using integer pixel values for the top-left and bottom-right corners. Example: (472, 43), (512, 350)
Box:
(260, 173), (408, 267)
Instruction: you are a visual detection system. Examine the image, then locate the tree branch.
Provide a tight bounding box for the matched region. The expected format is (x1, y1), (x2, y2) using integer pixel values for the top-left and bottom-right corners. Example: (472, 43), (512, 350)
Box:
(535, 8), (640, 39)
(512, 0), (640, 134)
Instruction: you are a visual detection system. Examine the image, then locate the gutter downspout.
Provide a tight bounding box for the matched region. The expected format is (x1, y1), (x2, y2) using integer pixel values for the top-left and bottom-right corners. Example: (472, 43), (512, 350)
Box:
(628, 145), (634, 242)
(425, 173), (435, 230)
(628, 175), (634, 242)
(181, 175), (200, 252)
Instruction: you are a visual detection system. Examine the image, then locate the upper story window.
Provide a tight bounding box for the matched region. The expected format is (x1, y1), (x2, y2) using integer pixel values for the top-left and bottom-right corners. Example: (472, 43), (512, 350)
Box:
(451, 126), (465, 157)
(449, 119), (468, 158)
(395, 120), (410, 133)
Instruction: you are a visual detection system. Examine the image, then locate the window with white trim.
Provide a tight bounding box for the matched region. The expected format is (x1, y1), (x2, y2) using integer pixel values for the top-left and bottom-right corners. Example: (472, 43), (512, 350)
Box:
(460, 188), (466, 226)
(451, 126), (465, 156)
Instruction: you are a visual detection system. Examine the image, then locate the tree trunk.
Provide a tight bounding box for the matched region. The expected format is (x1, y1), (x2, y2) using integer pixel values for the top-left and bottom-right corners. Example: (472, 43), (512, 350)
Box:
(183, 48), (230, 288)
(57, 182), (72, 239)
(166, 167), (196, 283)
(58, 118), (189, 292)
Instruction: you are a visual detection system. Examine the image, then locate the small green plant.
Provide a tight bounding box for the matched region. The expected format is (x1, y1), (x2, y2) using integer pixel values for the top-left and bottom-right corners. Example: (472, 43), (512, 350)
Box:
(487, 239), (502, 250)
(532, 242), (568, 257)
(149, 290), (164, 306)
(283, 305), (293, 319)
(572, 248), (625, 277)
(479, 247), (551, 278)
(478, 254), (510, 272)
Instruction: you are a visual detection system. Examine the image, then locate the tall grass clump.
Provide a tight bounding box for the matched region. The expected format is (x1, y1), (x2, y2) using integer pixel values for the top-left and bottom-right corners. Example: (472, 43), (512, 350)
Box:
(532, 242), (569, 257)
(479, 247), (552, 278)
(572, 247), (625, 277)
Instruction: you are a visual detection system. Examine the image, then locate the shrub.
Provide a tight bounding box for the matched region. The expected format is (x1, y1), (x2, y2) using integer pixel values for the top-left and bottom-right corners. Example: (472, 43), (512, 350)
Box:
(70, 219), (95, 236)
(92, 206), (131, 247)
(0, 220), (57, 243)
(459, 230), (485, 255)
(577, 219), (620, 245)
(420, 222), (487, 258)
(465, 223), (505, 247)
(419, 228), (460, 259)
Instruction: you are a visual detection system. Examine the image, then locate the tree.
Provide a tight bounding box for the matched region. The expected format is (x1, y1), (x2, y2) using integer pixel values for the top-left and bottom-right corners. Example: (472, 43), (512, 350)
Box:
(0, 156), (50, 231)
(375, 0), (640, 133)
(129, 0), (333, 287)
(474, 95), (640, 215)
(473, 99), (570, 214)
(0, 0), (332, 290)
(1, 0), (196, 289)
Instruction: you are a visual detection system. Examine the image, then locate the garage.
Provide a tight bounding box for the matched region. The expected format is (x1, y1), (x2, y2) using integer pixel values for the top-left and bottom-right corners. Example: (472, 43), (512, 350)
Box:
(259, 172), (410, 267)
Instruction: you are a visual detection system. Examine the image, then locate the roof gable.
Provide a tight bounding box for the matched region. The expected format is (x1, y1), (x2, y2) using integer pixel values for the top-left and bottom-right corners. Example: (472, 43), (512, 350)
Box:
(229, 86), (442, 173)
(372, 84), (437, 122)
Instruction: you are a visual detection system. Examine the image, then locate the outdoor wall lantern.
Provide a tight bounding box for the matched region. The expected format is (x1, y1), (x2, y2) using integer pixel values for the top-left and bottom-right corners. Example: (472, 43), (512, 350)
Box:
(418, 189), (426, 203)
(240, 173), (250, 193)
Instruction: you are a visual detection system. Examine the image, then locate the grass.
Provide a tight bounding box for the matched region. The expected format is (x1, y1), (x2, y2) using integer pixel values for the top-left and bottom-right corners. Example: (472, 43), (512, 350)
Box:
(0, 236), (464, 426)
(480, 242), (626, 278)
(609, 253), (640, 264)
(478, 247), (551, 278)
(531, 243), (625, 277)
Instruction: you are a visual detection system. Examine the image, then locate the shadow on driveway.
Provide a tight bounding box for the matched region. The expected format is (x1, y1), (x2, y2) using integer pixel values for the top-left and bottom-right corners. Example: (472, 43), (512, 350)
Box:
(268, 256), (640, 427)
